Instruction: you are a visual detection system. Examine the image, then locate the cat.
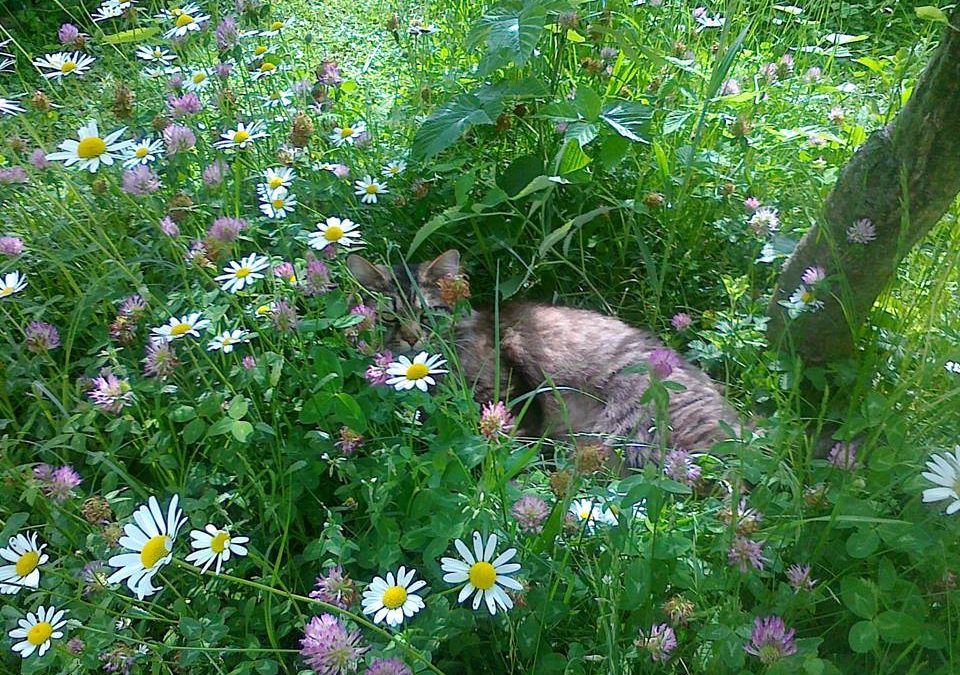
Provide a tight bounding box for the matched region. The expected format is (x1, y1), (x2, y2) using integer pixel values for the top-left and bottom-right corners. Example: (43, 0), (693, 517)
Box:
(346, 249), (742, 461)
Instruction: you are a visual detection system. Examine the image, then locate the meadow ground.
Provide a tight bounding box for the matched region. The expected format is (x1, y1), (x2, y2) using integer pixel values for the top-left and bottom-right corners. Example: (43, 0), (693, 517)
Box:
(0, 0), (958, 674)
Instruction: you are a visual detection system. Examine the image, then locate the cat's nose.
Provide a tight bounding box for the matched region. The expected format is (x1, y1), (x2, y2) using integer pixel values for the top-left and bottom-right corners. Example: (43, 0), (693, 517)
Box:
(398, 322), (422, 346)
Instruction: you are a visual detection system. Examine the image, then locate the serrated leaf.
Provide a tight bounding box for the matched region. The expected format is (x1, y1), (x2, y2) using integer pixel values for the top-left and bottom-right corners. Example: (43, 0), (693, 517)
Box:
(410, 93), (500, 161)
(600, 101), (653, 143)
(481, 5), (546, 66)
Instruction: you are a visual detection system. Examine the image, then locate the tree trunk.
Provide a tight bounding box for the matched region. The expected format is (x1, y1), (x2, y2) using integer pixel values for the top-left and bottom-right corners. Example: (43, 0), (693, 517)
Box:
(766, 10), (960, 363)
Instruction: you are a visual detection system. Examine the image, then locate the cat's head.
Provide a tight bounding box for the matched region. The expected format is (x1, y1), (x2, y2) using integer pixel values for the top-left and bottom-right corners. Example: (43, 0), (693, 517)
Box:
(346, 249), (462, 351)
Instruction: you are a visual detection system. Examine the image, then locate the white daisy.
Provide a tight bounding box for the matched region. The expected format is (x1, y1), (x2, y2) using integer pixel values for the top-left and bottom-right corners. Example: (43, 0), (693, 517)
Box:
(8, 605), (68, 659)
(32, 51), (95, 80)
(155, 2), (201, 20)
(257, 166), (296, 195)
(135, 45), (177, 64)
(184, 69), (211, 92)
(0, 271), (27, 298)
(184, 524), (249, 574)
(382, 160), (407, 177)
(214, 121), (267, 150)
(150, 312), (211, 343)
(568, 498), (618, 532)
(385, 352), (448, 392)
(207, 329), (251, 353)
(0, 57), (13, 75)
(259, 18), (293, 36)
(252, 301), (277, 319)
(0, 532), (49, 595)
(250, 43), (275, 58)
(361, 566), (427, 627)
(922, 447), (960, 515)
(215, 253), (270, 293)
(106, 494), (186, 599)
(944, 361), (960, 374)
(308, 216), (363, 251)
(92, 0), (131, 22)
(164, 9), (210, 39)
(259, 186), (297, 219)
(783, 285), (824, 316)
(251, 61), (284, 80)
(45, 120), (130, 172)
(0, 97), (24, 116)
(354, 176), (388, 204)
(440, 532), (522, 615)
(123, 138), (163, 167)
(329, 121), (366, 147)
(260, 89), (294, 108)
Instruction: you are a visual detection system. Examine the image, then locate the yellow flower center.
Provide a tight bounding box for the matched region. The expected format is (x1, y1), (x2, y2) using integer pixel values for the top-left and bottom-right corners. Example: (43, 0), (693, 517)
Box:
(578, 507), (591, 519)
(801, 290), (815, 303)
(77, 136), (107, 159)
(153, 49), (163, 58)
(15, 551), (40, 577)
(468, 561), (497, 590)
(140, 534), (170, 569)
(0, 287), (12, 296)
(210, 531), (230, 553)
(268, 176), (284, 189)
(340, 126), (353, 138)
(256, 304), (271, 315)
(324, 225), (344, 241)
(233, 130), (250, 144)
(234, 266), (251, 278)
(169, 322), (192, 336)
(287, 274), (297, 283)
(135, 146), (149, 158)
(176, 13), (194, 27)
(26, 622), (53, 647)
(61, 60), (77, 73)
(382, 585), (408, 609)
(254, 45), (268, 55)
(365, 184), (379, 194)
(271, 198), (285, 209)
(270, 20), (284, 30)
(259, 62), (276, 72)
(192, 73), (206, 84)
(405, 363), (429, 380)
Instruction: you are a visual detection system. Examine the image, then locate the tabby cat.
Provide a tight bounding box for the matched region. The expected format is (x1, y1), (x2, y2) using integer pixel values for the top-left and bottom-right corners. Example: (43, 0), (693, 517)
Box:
(347, 250), (742, 458)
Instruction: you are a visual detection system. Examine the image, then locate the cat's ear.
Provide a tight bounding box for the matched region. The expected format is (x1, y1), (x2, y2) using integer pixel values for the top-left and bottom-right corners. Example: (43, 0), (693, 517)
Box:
(346, 254), (392, 291)
(420, 249), (462, 285)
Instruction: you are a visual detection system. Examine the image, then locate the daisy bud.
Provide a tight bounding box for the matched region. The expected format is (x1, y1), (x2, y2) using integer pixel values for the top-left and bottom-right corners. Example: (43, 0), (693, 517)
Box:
(290, 111), (315, 148)
(113, 83), (135, 119)
(30, 90), (51, 112)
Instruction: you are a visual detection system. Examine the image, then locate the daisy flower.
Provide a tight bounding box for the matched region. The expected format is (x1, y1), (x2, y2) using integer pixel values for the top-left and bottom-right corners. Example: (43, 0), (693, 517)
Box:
(251, 61), (283, 80)
(330, 121), (366, 147)
(92, 0), (130, 22)
(257, 166), (295, 196)
(150, 312), (211, 343)
(440, 532), (522, 615)
(385, 352), (447, 392)
(215, 253), (270, 293)
(33, 51), (95, 79)
(123, 138), (164, 167)
(784, 285), (824, 315)
(259, 186), (297, 219)
(922, 447), (960, 515)
(185, 525), (249, 574)
(361, 566), (427, 627)
(308, 216), (362, 251)
(8, 605), (68, 659)
(0, 271), (27, 298)
(0, 532), (49, 595)
(207, 329), (251, 353)
(164, 9), (210, 39)
(184, 69), (211, 92)
(251, 43), (275, 58)
(135, 45), (177, 64)
(45, 120), (130, 172)
(569, 498), (618, 531)
(156, 2), (201, 20)
(0, 97), (24, 116)
(260, 89), (294, 108)
(106, 494), (186, 599)
(214, 121), (267, 150)
(260, 18), (292, 36)
(354, 176), (388, 204)
(381, 160), (406, 177)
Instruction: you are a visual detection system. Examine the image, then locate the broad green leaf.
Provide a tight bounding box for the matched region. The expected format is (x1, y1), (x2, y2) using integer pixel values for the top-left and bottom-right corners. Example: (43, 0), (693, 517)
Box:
(410, 93), (500, 161)
(556, 139), (591, 174)
(845, 528), (879, 558)
(0, 513), (29, 547)
(227, 396), (248, 420)
(848, 620), (878, 653)
(511, 175), (555, 200)
(662, 110), (693, 135)
(875, 611), (922, 643)
(231, 420), (254, 443)
(841, 576), (878, 619)
(407, 206), (462, 258)
(481, 5), (546, 66)
(600, 101), (653, 143)
(573, 86), (602, 121)
(499, 154), (545, 196)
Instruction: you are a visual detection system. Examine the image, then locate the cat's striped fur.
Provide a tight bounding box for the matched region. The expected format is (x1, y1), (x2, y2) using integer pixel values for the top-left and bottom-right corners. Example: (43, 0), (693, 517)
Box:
(347, 250), (742, 457)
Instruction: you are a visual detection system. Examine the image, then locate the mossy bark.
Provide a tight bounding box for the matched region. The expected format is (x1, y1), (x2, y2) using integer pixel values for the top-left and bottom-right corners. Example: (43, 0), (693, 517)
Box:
(767, 11), (960, 362)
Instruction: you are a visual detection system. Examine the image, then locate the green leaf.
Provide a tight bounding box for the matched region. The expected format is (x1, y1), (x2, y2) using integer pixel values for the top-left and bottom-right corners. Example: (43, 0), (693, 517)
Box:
(183, 418), (207, 445)
(407, 206), (462, 258)
(573, 85), (602, 121)
(848, 620), (878, 653)
(231, 420), (254, 443)
(170, 405), (195, 422)
(227, 396), (248, 420)
(0, 513), (29, 547)
(207, 417), (235, 437)
(600, 101), (653, 143)
(841, 576), (878, 619)
(498, 154), (545, 197)
(556, 140), (591, 175)
(599, 135), (629, 169)
(410, 93), (500, 161)
(100, 26), (160, 44)
(875, 611), (923, 643)
(511, 175), (555, 200)
(662, 110), (693, 135)
(480, 5), (546, 66)
(915, 6), (948, 23)
(845, 528), (879, 558)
